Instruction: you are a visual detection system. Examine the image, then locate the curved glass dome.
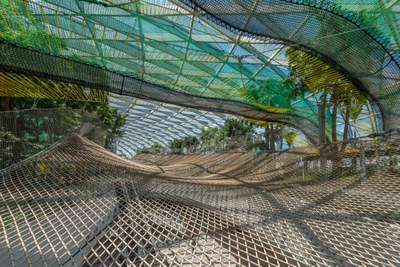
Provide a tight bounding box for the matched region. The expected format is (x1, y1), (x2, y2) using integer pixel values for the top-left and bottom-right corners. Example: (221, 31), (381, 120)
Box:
(109, 93), (380, 157)
(0, 0), (395, 140)
(110, 94), (226, 157)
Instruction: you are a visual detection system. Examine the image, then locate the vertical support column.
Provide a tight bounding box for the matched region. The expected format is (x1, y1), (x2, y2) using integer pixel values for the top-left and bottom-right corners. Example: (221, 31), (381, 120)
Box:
(375, 143), (381, 178)
(360, 145), (366, 185)
(301, 156), (305, 182)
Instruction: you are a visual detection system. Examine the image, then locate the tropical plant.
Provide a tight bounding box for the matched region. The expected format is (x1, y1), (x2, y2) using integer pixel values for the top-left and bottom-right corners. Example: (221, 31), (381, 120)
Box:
(241, 78), (307, 113)
(169, 139), (184, 154)
(182, 136), (199, 153)
(199, 127), (219, 143)
(285, 47), (367, 145)
(0, 0), (67, 54)
(220, 118), (254, 138)
(149, 143), (164, 154)
(199, 127), (220, 152)
(95, 104), (128, 150)
(283, 131), (297, 148)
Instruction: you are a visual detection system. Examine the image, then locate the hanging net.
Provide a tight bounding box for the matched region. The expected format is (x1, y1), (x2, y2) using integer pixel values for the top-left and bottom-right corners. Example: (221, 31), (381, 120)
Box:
(0, 0), (396, 130)
(0, 0), (399, 265)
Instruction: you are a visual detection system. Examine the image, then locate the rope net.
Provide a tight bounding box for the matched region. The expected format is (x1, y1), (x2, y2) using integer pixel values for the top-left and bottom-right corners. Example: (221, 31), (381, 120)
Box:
(1, 113), (399, 266)
(0, 0), (399, 265)
(0, 0), (396, 130)
(0, 108), (111, 170)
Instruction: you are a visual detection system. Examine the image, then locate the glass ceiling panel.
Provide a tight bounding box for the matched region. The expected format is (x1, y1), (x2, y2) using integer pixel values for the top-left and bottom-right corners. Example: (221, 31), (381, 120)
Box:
(109, 92), (379, 158)
(182, 0), (399, 130)
(110, 94), (226, 157)
(0, 0), (392, 138)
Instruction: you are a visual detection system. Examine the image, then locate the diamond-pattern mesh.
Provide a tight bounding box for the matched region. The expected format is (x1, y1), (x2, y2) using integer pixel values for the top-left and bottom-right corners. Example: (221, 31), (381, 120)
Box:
(0, 0), (394, 131)
(1, 133), (399, 266)
(0, 1), (399, 265)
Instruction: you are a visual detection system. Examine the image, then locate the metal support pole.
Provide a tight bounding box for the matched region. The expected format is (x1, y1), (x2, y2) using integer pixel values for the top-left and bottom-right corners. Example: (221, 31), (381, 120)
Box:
(360, 146), (366, 184)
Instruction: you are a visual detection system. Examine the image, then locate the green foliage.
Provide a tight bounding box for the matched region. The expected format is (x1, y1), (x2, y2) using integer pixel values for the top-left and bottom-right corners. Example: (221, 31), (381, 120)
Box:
(141, 118), (303, 155)
(11, 98), (64, 109)
(200, 127), (219, 143)
(220, 118), (254, 138)
(182, 136), (199, 148)
(151, 143), (163, 149)
(3, 96), (103, 112)
(349, 97), (367, 123)
(0, 0), (67, 54)
(1, 96), (123, 157)
(95, 104), (127, 137)
(0, 131), (20, 164)
(0, 109), (82, 169)
(286, 48), (334, 94)
(92, 104), (127, 151)
(241, 78), (305, 109)
(283, 131), (297, 148)
(139, 143), (165, 154)
(153, 118), (254, 154)
(168, 136), (199, 154)
(198, 127), (221, 152)
(137, 147), (150, 154)
(150, 143), (164, 153)
(169, 139), (183, 151)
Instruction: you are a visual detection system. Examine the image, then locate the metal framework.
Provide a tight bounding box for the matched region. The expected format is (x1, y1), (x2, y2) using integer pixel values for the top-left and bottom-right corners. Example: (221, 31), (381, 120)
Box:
(183, 0), (400, 129)
(1, 0), (396, 135)
(110, 94), (227, 157)
(0, 1), (400, 265)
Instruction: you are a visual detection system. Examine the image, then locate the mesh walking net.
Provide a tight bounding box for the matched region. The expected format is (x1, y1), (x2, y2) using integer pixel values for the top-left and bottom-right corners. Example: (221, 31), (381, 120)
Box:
(0, 109), (399, 266)
(0, 0), (400, 266)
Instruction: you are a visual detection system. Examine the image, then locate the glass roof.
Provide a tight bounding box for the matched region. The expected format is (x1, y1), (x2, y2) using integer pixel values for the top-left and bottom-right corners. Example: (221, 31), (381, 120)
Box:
(110, 94), (226, 156)
(110, 93), (379, 157)
(0, 0), (398, 139)
(182, 0), (400, 129)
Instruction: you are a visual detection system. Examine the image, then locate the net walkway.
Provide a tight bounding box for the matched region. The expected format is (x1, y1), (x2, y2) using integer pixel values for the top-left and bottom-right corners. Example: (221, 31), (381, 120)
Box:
(1, 134), (399, 266)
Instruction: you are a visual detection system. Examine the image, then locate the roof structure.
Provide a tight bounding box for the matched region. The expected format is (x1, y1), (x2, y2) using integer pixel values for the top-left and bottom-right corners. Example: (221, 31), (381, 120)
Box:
(110, 94), (226, 156)
(1, 0), (397, 139)
(110, 93), (379, 157)
(185, 0), (400, 128)
(1, 1), (400, 266)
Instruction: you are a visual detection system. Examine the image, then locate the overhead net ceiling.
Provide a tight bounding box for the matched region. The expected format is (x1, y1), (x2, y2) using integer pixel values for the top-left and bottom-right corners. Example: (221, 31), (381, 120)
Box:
(0, 0), (395, 135)
(0, 1), (399, 265)
(184, 0), (400, 128)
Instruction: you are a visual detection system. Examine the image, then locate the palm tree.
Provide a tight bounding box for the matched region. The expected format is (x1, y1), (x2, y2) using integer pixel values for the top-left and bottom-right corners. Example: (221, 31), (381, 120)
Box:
(283, 131), (297, 149)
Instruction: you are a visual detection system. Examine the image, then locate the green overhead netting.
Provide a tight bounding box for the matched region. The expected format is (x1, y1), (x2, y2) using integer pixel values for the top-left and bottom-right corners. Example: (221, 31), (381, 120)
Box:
(0, 0), (395, 136)
(181, 0), (400, 129)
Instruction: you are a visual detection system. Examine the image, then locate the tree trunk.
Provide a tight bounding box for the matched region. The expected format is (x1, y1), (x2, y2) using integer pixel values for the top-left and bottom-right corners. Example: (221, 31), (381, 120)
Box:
(331, 91), (341, 174)
(319, 92), (328, 179)
(341, 95), (351, 152)
(331, 91), (338, 143)
(264, 126), (270, 150)
(318, 92), (327, 144)
(269, 125), (275, 151)
(0, 96), (12, 111)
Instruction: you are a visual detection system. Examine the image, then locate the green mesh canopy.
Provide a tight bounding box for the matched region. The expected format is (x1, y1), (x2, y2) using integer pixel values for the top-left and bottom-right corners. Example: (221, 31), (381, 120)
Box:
(1, 0), (397, 137)
(1, 1), (400, 266)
